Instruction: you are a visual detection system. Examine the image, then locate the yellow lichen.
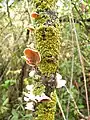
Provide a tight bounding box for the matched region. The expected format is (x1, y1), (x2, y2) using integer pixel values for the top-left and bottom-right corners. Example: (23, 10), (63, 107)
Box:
(33, 91), (56, 120)
(36, 25), (60, 75)
(32, 0), (57, 8)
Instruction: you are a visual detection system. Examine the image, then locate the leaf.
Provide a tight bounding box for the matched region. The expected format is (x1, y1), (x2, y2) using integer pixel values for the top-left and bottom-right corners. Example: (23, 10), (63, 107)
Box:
(0, 0), (3, 2)
(88, 1), (90, 4)
(12, 109), (18, 116)
(11, 109), (19, 120)
(3, 98), (9, 106)
(78, 105), (84, 109)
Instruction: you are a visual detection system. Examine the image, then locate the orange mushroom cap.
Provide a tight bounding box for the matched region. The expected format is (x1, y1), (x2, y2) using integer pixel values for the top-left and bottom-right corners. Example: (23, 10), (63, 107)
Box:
(31, 12), (39, 19)
(24, 48), (41, 66)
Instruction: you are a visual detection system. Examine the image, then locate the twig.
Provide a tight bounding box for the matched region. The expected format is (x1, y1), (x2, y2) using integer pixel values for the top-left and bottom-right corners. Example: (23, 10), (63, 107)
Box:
(0, 60), (11, 82)
(6, 0), (13, 26)
(82, 55), (90, 66)
(65, 86), (88, 119)
(72, 2), (88, 32)
(25, 0), (31, 23)
(69, 0), (90, 116)
(66, 15), (74, 120)
(55, 91), (66, 120)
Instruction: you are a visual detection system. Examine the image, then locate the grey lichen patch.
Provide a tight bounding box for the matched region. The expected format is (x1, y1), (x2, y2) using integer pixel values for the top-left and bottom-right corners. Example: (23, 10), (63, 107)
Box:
(31, 0), (59, 26)
(35, 25), (60, 75)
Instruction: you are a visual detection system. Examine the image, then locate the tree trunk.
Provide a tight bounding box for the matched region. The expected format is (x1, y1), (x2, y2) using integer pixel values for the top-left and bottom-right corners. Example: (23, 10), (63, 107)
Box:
(31, 0), (60, 120)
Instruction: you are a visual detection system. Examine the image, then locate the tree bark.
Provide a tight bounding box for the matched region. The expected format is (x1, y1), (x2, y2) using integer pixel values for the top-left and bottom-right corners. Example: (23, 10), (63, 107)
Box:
(31, 0), (60, 119)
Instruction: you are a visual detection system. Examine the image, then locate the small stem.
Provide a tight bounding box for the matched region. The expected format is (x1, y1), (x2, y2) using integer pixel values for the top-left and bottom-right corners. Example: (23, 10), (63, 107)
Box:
(55, 91), (66, 120)
(69, 0), (90, 116)
(66, 15), (74, 120)
(6, 0), (12, 26)
(25, 0), (31, 23)
(72, 2), (88, 32)
(65, 86), (88, 119)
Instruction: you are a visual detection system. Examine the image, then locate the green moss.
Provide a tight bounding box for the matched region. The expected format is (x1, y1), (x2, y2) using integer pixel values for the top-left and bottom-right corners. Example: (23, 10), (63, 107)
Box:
(36, 25), (60, 75)
(33, 91), (56, 120)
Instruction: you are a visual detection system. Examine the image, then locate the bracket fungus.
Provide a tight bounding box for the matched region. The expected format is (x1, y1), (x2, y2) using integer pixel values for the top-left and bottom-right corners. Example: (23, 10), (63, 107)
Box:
(24, 48), (41, 66)
(31, 12), (40, 19)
